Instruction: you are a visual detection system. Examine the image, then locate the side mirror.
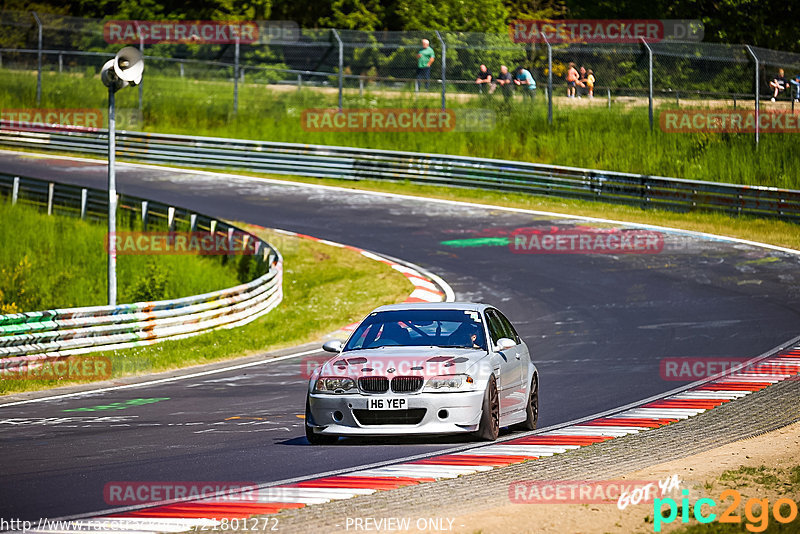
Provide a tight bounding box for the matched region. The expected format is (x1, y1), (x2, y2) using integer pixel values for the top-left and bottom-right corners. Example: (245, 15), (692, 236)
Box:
(495, 338), (516, 352)
(322, 340), (343, 353)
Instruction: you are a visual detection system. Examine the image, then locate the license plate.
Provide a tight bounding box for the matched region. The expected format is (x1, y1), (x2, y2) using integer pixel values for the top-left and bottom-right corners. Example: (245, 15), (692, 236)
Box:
(367, 398), (407, 410)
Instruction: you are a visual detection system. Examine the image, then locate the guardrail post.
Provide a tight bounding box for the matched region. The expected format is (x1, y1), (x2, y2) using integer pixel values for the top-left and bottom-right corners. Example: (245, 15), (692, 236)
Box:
(32, 12), (43, 106)
(190, 213), (197, 232)
(227, 227), (234, 258)
(233, 36), (240, 115)
(80, 188), (87, 219)
(11, 177), (19, 205)
(745, 45), (759, 146)
(210, 220), (217, 235)
(641, 38), (653, 132)
(167, 206), (175, 230)
(331, 29), (343, 111)
(141, 200), (148, 229)
(47, 182), (54, 215)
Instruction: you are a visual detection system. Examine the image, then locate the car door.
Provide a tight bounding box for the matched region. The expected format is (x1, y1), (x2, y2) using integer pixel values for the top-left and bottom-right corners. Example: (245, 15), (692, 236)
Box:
(485, 309), (524, 415)
(495, 309), (528, 409)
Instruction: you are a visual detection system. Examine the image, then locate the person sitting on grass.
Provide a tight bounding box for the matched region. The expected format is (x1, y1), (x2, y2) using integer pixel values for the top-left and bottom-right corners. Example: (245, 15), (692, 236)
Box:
(769, 68), (787, 102)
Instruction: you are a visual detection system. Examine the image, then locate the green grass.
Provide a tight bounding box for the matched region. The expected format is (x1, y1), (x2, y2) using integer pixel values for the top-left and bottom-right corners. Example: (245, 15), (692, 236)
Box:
(2, 69), (799, 189)
(0, 201), (243, 312)
(668, 464), (800, 534)
(0, 225), (412, 395)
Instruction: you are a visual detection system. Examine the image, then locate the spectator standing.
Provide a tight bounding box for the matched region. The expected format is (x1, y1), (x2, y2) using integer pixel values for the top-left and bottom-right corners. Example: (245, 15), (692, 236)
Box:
(578, 66), (588, 97)
(566, 63), (579, 98)
(495, 65), (514, 101)
(416, 39), (435, 91)
(514, 66), (536, 100)
(769, 68), (787, 101)
(586, 69), (595, 98)
(475, 64), (493, 94)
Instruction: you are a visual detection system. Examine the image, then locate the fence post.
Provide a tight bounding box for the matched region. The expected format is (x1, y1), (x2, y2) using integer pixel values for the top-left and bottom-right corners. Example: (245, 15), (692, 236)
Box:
(641, 38), (653, 132)
(138, 27), (144, 115)
(190, 213), (197, 232)
(297, 73), (302, 89)
(141, 200), (148, 229)
(58, 53), (62, 73)
(435, 31), (446, 110)
(80, 188), (87, 219)
(179, 61), (184, 78)
(745, 45), (759, 146)
(32, 11), (42, 106)
(47, 182), (54, 215)
(332, 29), (343, 111)
(359, 77), (363, 97)
(544, 35), (552, 125)
(607, 88), (611, 108)
(12, 177), (19, 205)
(167, 206), (175, 230)
(233, 36), (240, 114)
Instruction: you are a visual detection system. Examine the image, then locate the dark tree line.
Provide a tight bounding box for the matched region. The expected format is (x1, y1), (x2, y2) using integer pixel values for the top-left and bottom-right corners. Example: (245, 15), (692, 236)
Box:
(2, 0), (797, 52)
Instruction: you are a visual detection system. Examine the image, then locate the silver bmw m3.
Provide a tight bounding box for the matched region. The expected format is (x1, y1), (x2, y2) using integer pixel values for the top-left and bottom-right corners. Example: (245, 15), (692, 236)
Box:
(305, 302), (538, 444)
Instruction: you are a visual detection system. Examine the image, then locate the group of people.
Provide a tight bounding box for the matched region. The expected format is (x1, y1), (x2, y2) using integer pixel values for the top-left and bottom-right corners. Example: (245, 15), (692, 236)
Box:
(565, 63), (595, 98)
(769, 68), (800, 102)
(474, 64), (536, 99)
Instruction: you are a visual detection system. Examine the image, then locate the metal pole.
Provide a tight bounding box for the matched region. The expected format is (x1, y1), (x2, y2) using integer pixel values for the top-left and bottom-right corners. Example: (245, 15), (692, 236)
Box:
(233, 37), (240, 114)
(138, 29), (144, 115)
(435, 31), (446, 110)
(745, 45), (759, 145)
(108, 86), (117, 306)
(32, 12), (42, 106)
(58, 53), (62, 73)
(545, 35), (552, 125)
(332, 30), (343, 111)
(641, 38), (653, 132)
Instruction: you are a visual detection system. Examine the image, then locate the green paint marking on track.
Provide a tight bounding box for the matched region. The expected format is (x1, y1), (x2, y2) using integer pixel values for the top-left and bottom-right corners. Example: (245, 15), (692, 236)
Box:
(63, 397), (170, 412)
(441, 237), (510, 248)
(737, 256), (781, 266)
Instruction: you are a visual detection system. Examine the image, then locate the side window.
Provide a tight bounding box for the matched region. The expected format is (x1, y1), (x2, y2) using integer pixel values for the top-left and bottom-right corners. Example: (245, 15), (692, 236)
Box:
(484, 310), (506, 344)
(495, 310), (520, 344)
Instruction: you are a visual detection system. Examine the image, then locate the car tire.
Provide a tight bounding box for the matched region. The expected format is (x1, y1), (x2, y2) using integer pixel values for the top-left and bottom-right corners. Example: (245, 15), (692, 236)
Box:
(475, 375), (500, 441)
(512, 374), (538, 431)
(305, 399), (338, 445)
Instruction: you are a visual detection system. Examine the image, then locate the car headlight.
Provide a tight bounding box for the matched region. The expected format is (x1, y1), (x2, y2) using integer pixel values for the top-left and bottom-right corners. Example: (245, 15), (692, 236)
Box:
(424, 374), (473, 391)
(314, 377), (356, 394)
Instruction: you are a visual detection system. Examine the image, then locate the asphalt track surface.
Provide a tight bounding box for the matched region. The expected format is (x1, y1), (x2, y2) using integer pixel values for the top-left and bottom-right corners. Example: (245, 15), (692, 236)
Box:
(1, 151), (800, 521)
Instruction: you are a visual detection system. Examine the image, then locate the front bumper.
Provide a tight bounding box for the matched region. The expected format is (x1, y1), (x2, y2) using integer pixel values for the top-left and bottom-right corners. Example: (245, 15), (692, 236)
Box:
(307, 390), (485, 436)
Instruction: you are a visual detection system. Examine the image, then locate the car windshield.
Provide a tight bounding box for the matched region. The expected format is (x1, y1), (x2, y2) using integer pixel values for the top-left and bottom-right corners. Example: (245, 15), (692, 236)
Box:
(343, 309), (487, 351)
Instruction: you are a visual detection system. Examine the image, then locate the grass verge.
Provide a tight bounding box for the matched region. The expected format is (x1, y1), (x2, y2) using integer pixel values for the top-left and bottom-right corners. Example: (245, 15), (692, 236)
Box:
(0, 226), (412, 395)
(0, 201), (244, 312)
(2, 69), (799, 188)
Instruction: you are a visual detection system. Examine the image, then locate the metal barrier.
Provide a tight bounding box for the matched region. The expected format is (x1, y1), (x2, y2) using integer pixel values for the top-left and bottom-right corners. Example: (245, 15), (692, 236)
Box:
(1, 125), (799, 222)
(0, 173), (283, 366)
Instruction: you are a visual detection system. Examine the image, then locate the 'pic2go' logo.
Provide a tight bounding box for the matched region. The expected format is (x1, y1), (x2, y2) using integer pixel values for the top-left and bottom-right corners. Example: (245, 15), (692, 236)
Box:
(654, 489), (798, 532)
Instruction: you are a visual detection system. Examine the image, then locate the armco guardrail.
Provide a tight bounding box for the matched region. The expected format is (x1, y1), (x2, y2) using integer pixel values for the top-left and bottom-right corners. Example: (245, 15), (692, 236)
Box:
(0, 173), (283, 367)
(1, 125), (799, 221)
